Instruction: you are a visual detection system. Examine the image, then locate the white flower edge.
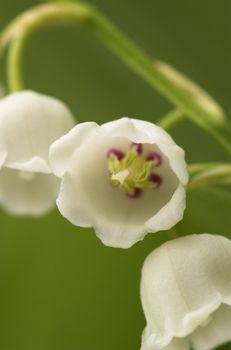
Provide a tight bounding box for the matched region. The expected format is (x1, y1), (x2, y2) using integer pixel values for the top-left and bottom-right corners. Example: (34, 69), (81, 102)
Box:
(0, 168), (60, 216)
(50, 117), (188, 248)
(50, 118), (188, 184)
(0, 90), (75, 172)
(50, 121), (98, 177)
(140, 233), (231, 350)
(54, 173), (186, 249)
(94, 184), (186, 248)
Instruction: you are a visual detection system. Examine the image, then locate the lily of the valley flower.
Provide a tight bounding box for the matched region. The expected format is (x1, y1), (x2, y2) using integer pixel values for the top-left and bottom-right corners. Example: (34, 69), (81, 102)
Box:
(0, 90), (75, 216)
(50, 117), (188, 248)
(141, 234), (231, 350)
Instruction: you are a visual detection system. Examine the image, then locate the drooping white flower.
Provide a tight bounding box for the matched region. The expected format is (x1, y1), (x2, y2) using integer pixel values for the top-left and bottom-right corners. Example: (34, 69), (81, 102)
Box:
(50, 117), (188, 248)
(0, 90), (75, 216)
(140, 233), (231, 350)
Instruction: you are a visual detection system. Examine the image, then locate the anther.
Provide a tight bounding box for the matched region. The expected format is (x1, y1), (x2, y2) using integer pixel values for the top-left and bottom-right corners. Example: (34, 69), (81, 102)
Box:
(107, 148), (125, 160)
(146, 152), (162, 167)
(149, 173), (162, 188)
(126, 188), (143, 199)
(130, 142), (143, 155)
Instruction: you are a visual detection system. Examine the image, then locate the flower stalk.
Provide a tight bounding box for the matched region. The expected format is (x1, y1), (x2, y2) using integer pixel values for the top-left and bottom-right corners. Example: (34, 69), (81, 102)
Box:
(157, 109), (186, 131)
(188, 162), (231, 189)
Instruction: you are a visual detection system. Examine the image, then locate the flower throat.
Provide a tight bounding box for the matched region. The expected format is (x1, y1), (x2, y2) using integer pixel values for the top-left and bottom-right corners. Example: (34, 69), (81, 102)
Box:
(107, 143), (162, 198)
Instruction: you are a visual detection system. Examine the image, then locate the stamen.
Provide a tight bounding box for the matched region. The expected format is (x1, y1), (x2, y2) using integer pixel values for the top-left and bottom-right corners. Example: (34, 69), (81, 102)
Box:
(107, 144), (163, 199)
(149, 173), (162, 188)
(126, 188), (143, 199)
(111, 169), (129, 184)
(107, 148), (125, 160)
(130, 142), (143, 155)
(146, 152), (162, 166)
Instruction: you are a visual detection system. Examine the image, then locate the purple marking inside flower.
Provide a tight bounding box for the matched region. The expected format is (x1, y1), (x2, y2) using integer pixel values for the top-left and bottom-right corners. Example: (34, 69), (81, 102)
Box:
(146, 152), (162, 166)
(149, 173), (162, 188)
(130, 142), (143, 155)
(107, 148), (125, 160)
(126, 188), (143, 199)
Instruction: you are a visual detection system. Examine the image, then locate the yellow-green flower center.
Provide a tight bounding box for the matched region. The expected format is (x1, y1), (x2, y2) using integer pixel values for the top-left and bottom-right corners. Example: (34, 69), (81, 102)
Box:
(107, 144), (162, 198)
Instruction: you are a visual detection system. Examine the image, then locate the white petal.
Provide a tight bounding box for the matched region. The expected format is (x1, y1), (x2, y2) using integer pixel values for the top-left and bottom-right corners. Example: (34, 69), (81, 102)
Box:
(0, 90), (75, 171)
(6, 156), (51, 173)
(0, 167), (60, 216)
(140, 234), (231, 348)
(57, 172), (94, 227)
(51, 117), (188, 183)
(141, 326), (171, 350)
(56, 132), (182, 248)
(57, 173), (146, 248)
(57, 173), (145, 248)
(49, 122), (98, 177)
(191, 304), (231, 350)
(141, 327), (190, 350)
(94, 221), (145, 249)
(145, 184), (186, 232)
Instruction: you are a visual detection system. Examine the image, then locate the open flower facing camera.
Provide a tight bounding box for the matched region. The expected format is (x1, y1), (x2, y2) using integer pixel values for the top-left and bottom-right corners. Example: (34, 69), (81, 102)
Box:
(141, 234), (231, 350)
(0, 90), (74, 215)
(50, 117), (188, 248)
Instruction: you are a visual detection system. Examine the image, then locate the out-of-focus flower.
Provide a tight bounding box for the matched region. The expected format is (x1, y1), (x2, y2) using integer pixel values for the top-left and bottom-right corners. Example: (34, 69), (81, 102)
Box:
(0, 90), (75, 216)
(50, 117), (188, 248)
(140, 234), (231, 350)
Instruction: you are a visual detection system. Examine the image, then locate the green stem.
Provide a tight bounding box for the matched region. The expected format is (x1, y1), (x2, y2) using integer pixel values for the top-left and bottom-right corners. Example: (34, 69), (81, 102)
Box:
(7, 36), (29, 92)
(188, 162), (231, 189)
(157, 109), (186, 131)
(1, 2), (231, 154)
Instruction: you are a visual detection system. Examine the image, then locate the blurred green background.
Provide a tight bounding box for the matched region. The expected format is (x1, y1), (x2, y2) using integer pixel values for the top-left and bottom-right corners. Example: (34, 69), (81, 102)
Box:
(0, 0), (231, 349)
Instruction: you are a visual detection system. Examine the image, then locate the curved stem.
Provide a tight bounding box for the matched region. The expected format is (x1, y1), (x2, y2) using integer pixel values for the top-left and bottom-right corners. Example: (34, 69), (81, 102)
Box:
(157, 109), (186, 131)
(188, 162), (231, 189)
(1, 2), (231, 154)
(7, 36), (29, 92)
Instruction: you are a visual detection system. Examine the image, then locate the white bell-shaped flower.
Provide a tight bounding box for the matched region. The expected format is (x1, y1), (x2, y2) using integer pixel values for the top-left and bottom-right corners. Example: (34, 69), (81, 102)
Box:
(0, 90), (75, 216)
(140, 234), (231, 350)
(50, 117), (188, 248)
